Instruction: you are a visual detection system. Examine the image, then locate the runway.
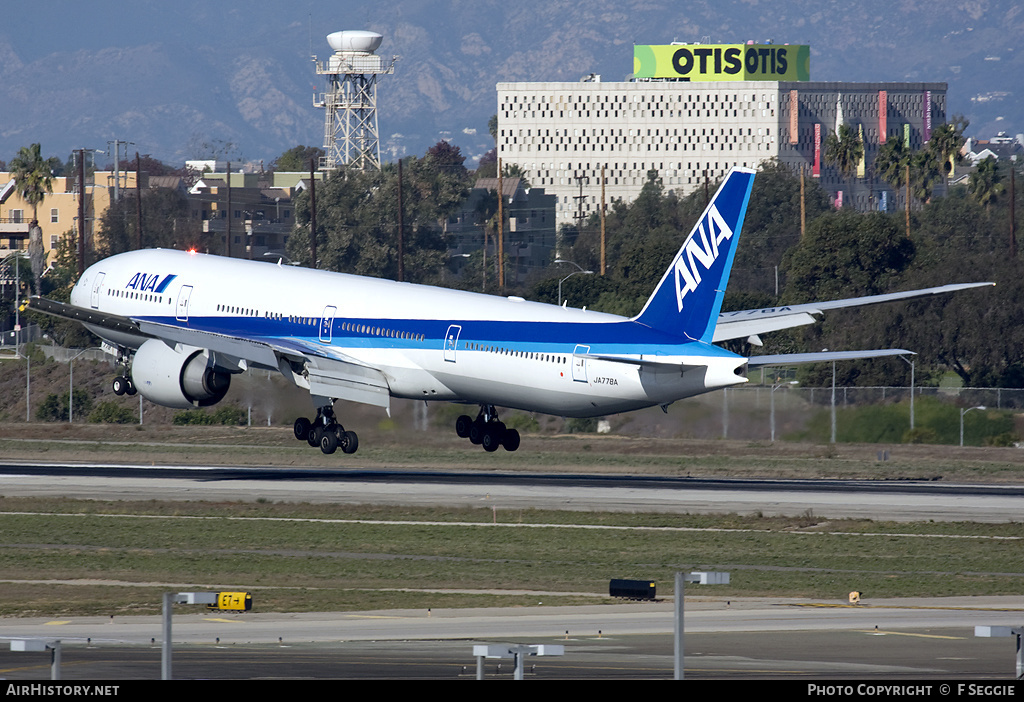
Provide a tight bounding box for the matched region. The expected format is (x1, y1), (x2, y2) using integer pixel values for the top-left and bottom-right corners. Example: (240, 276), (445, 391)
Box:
(1, 461), (1023, 522)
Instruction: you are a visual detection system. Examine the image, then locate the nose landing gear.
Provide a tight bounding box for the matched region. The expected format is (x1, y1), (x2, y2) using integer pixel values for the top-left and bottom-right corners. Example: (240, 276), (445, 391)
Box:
(111, 349), (137, 396)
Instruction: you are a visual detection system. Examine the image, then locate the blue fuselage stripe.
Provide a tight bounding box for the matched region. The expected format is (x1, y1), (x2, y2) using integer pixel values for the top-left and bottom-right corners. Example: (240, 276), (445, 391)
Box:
(136, 314), (739, 359)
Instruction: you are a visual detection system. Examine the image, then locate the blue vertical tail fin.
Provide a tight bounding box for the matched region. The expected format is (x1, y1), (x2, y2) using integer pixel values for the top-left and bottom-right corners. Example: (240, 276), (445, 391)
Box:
(632, 168), (755, 342)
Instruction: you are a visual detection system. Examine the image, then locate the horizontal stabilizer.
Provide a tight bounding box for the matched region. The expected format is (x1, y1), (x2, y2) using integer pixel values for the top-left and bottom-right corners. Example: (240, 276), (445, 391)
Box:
(715, 282), (993, 343)
(747, 349), (915, 367)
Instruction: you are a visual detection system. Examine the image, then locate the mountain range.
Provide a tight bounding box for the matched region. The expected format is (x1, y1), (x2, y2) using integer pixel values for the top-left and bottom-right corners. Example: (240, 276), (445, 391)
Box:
(0, 0), (1020, 169)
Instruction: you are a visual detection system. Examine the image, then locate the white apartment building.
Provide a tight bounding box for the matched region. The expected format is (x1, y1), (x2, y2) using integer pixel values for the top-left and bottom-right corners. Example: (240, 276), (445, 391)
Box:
(496, 79), (946, 220)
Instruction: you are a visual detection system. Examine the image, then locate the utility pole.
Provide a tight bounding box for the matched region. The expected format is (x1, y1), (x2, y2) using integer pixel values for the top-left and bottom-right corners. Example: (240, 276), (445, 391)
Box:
(1010, 165), (1017, 258)
(573, 172), (588, 238)
(107, 139), (135, 202)
(397, 158), (405, 282)
(77, 149), (86, 276)
(905, 163), (911, 238)
(800, 164), (806, 239)
(309, 159), (317, 269)
(135, 152), (143, 250)
(600, 165), (606, 276)
(110, 139), (119, 203)
(225, 162), (232, 258)
(497, 159), (505, 291)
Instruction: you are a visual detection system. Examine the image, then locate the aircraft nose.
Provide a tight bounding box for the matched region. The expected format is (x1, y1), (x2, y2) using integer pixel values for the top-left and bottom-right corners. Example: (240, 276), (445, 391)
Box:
(70, 273), (88, 307)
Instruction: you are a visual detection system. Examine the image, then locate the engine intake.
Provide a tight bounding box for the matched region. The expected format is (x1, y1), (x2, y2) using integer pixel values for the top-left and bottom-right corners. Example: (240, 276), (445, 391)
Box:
(130, 339), (231, 409)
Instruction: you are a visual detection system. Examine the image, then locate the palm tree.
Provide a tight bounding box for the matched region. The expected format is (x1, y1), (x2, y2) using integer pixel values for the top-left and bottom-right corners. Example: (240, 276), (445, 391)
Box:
(9, 143), (55, 225)
(927, 115), (969, 188)
(968, 156), (1003, 212)
(9, 143), (57, 294)
(910, 148), (943, 204)
(824, 123), (864, 206)
(875, 136), (911, 205)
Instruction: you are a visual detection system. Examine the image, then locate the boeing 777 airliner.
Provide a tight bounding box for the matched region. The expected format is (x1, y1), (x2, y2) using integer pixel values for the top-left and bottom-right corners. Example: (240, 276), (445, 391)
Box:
(28, 168), (990, 454)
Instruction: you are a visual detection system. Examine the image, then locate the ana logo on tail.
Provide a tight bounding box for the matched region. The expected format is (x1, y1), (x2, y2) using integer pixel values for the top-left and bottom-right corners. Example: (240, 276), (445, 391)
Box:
(673, 204), (734, 311)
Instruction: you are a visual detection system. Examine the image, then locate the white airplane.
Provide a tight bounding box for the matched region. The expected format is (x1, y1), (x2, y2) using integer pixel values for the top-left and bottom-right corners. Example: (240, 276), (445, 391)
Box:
(28, 168), (990, 454)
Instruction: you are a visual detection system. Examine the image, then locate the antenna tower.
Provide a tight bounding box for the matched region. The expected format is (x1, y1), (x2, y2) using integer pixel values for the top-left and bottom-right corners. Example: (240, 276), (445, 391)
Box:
(314, 30), (396, 171)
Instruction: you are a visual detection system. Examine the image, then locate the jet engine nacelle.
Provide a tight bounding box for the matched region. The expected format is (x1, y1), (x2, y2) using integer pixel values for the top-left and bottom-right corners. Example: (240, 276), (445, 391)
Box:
(130, 339), (231, 409)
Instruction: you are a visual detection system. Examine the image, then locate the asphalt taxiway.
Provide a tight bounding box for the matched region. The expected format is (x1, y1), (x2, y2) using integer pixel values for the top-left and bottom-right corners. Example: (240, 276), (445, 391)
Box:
(2, 461), (1023, 522)
(1, 599), (1022, 679)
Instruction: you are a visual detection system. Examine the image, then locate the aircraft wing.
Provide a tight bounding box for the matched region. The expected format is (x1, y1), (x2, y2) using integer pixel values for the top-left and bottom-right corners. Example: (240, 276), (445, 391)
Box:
(746, 349), (914, 367)
(25, 296), (153, 339)
(26, 296), (393, 411)
(713, 282), (994, 344)
(135, 320), (392, 410)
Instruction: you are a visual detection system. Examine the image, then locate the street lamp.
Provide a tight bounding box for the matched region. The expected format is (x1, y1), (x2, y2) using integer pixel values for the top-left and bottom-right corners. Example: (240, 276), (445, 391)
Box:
(9, 639), (61, 680)
(69, 347), (105, 423)
(960, 405), (987, 447)
(675, 571), (729, 680)
(899, 355), (916, 431)
(975, 625), (1024, 679)
(554, 259), (593, 307)
(770, 378), (799, 442)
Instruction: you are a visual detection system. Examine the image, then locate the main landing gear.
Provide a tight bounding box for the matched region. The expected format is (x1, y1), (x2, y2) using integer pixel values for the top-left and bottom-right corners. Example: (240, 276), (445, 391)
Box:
(455, 405), (520, 452)
(293, 404), (359, 456)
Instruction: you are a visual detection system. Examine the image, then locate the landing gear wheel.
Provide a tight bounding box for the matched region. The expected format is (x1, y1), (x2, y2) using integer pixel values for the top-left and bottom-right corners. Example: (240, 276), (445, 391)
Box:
(481, 427), (502, 453)
(308, 425), (322, 447)
(294, 417), (312, 442)
(455, 414), (473, 439)
(112, 377), (128, 396)
(340, 430), (359, 454)
(502, 428), (520, 452)
(124, 379), (137, 396)
(320, 430), (338, 455)
(469, 419), (485, 445)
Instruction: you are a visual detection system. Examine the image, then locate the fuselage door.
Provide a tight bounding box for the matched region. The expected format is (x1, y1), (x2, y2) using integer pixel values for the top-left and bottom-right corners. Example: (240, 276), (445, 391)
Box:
(175, 285), (193, 322)
(90, 272), (105, 309)
(572, 344), (590, 383)
(444, 324), (462, 363)
(320, 305), (337, 343)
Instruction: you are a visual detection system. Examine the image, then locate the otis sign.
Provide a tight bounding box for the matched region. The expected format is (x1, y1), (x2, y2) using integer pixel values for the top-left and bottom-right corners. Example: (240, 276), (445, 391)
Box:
(633, 44), (810, 82)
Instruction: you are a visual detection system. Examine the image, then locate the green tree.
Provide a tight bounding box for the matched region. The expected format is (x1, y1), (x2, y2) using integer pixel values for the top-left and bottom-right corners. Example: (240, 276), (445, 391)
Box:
(909, 148), (943, 204)
(488, 114), (498, 143)
(287, 146), (466, 284)
(875, 135), (912, 203)
(784, 210), (914, 303)
(824, 124), (864, 204)
(927, 116), (969, 188)
(35, 389), (91, 422)
(270, 145), (325, 172)
(96, 188), (207, 258)
(89, 401), (135, 424)
(476, 149), (497, 178)
(729, 159), (832, 296)
(9, 143), (58, 224)
(968, 156), (1003, 211)
(10, 143), (60, 294)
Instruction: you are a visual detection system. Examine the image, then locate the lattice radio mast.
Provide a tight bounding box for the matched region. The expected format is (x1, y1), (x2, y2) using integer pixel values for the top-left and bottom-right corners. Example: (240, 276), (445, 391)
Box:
(313, 30), (396, 171)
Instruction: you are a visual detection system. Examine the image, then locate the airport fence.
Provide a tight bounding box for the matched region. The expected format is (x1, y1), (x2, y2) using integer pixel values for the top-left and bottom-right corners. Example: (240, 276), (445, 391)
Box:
(686, 384), (1024, 444)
